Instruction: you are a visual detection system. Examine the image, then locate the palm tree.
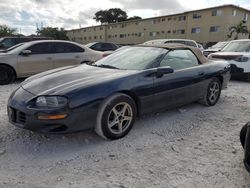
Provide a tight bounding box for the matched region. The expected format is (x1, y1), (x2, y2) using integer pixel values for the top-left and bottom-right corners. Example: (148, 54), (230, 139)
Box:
(0, 25), (16, 37)
(227, 20), (249, 40)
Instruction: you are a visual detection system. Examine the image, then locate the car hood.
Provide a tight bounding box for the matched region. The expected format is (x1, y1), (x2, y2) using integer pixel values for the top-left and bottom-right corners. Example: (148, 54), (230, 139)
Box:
(210, 52), (249, 60)
(21, 65), (136, 96)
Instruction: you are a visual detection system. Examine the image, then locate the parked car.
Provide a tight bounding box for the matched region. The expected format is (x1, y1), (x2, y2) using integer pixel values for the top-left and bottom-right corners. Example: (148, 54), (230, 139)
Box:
(208, 39), (250, 82)
(0, 40), (104, 85)
(7, 44), (230, 140)
(240, 122), (250, 172)
(0, 36), (50, 50)
(85, 42), (119, 52)
(143, 39), (202, 50)
(203, 41), (229, 57)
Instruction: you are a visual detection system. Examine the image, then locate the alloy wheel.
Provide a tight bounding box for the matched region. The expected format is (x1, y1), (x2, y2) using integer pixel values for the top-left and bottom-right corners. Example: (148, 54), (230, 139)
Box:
(208, 81), (220, 103)
(107, 102), (133, 134)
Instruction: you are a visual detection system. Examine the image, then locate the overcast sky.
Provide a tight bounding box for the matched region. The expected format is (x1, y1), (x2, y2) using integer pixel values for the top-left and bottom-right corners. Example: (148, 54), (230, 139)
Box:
(0, 0), (249, 35)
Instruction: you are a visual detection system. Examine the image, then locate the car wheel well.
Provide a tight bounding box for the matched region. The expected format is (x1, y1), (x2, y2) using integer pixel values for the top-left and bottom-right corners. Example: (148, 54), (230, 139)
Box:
(0, 63), (17, 78)
(118, 90), (141, 116)
(216, 75), (223, 84)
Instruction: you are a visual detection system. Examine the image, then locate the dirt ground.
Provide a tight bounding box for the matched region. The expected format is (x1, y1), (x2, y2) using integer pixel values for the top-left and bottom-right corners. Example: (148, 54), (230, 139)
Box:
(0, 80), (249, 188)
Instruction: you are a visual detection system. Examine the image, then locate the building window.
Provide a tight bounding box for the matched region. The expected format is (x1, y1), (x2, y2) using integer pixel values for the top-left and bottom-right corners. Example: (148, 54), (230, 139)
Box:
(232, 10), (237, 16)
(99, 36), (102, 39)
(212, 9), (222, 16)
(149, 32), (157, 37)
(176, 29), (185, 34)
(173, 30), (176, 34)
(167, 30), (171, 34)
(244, 13), (249, 21)
(168, 17), (172, 21)
(84, 37), (87, 40)
(179, 16), (186, 21)
(161, 31), (165, 34)
(138, 32), (144, 37)
(83, 30), (86, 32)
(94, 36), (97, 39)
(151, 20), (157, 24)
(120, 34), (126, 38)
(162, 18), (166, 21)
(191, 27), (201, 34)
(100, 27), (103, 30)
(88, 36), (92, 40)
(193, 13), (202, 19)
(210, 26), (220, 32)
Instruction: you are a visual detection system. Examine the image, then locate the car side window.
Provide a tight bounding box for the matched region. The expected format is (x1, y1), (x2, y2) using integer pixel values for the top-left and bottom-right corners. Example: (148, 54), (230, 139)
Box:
(159, 50), (199, 70)
(91, 43), (103, 51)
(26, 43), (53, 54)
(54, 43), (84, 53)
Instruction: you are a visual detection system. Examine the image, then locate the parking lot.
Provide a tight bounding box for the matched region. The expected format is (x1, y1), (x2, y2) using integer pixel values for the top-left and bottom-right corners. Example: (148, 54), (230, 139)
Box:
(0, 80), (249, 188)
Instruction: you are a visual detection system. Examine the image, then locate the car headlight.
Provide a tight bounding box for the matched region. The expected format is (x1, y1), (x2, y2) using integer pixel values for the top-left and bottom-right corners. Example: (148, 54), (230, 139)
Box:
(235, 55), (249, 62)
(35, 96), (68, 108)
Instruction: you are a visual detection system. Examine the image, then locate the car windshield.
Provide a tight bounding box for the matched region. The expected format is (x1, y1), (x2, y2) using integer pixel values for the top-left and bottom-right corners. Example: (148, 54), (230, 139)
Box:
(94, 46), (167, 70)
(5, 43), (24, 52)
(211, 42), (228, 49)
(221, 41), (250, 52)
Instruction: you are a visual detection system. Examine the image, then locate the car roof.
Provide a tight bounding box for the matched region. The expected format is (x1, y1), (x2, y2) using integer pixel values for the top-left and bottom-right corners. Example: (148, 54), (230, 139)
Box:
(140, 43), (209, 64)
(230, 39), (250, 42)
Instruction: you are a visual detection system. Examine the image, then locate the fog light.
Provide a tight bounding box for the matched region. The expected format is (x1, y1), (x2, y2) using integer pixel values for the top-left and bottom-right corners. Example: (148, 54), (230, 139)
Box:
(38, 114), (68, 120)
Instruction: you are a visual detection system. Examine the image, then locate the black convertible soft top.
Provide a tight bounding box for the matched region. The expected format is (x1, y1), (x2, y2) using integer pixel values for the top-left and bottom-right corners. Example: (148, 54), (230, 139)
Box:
(140, 43), (209, 64)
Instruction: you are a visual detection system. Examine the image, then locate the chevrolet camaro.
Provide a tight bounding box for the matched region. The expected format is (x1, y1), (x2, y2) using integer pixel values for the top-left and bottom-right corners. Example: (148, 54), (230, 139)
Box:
(7, 44), (231, 140)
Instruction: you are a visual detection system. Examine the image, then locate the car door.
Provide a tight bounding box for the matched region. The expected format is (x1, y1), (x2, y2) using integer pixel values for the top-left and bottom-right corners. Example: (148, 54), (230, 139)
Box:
(53, 42), (85, 68)
(17, 42), (54, 77)
(153, 49), (206, 111)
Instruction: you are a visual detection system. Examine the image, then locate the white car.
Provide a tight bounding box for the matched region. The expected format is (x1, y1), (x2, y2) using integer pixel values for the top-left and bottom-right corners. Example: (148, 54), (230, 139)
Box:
(143, 39), (202, 50)
(208, 39), (250, 82)
(0, 40), (104, 84)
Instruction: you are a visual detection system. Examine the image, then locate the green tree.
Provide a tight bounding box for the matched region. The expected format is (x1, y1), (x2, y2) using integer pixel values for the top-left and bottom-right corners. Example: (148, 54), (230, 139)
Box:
(127, 16), (142, 21)
(94, 8), (128, 23)
(227, 20), (249, 40)
(37, 27), (69, 40)
(0, 25), (16, 37)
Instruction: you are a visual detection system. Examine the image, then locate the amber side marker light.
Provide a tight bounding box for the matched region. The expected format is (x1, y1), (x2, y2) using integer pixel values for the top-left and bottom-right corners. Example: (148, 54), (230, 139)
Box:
(38, 114), (68, 120)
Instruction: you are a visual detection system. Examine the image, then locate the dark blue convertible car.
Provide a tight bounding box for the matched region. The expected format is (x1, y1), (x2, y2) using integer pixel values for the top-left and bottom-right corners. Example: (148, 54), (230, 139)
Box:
(7, 44), (231, 140)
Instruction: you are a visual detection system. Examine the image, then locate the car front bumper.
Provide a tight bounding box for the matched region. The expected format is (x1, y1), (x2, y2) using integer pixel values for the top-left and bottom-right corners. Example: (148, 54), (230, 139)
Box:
(7, 87), (99, 134)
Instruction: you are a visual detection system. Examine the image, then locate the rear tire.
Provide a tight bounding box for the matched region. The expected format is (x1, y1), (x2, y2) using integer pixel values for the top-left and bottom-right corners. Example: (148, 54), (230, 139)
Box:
(199, 77), (222, 106)
(240, 124), (248, 148)
(0, 65), (15, 85)
(95, 93), (137, 140)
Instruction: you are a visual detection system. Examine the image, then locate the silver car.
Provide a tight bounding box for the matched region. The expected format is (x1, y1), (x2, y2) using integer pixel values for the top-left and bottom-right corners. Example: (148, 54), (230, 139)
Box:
(0, 40), (103, 85)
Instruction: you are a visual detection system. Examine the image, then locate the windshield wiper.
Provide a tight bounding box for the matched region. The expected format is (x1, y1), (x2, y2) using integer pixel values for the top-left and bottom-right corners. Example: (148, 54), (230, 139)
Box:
(95, 64), (120, 69)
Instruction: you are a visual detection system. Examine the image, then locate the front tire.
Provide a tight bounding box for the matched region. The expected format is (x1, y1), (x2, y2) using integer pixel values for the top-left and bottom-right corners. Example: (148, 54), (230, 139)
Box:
(199, 77), (222, 106)
(95, 93), (137, 140)
(0, 65), (15, 85)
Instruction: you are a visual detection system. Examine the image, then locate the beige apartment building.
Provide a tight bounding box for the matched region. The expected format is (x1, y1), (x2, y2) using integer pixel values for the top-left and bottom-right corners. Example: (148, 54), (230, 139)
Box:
(67, 4), (250, 46)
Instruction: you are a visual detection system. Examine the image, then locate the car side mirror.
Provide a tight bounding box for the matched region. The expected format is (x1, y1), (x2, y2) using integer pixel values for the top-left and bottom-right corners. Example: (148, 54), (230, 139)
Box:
(21, 50), (32, 56)
(156, 66), (174, 78)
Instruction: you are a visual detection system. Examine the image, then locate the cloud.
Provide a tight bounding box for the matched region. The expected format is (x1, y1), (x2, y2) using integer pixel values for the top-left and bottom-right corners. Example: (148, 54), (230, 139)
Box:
(0, 0), (246, 35)
(110, 0), (183, 11)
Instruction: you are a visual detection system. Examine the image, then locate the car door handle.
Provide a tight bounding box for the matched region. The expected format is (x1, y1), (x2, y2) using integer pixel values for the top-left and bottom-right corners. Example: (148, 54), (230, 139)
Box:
(198, 71), (205, 76)
(75, 56), (80, 58)
(47, 57), (53, 60)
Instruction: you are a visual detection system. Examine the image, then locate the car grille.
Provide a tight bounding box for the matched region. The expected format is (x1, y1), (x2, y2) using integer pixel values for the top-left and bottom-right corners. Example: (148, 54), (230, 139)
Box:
(9, 108), (26, 125)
